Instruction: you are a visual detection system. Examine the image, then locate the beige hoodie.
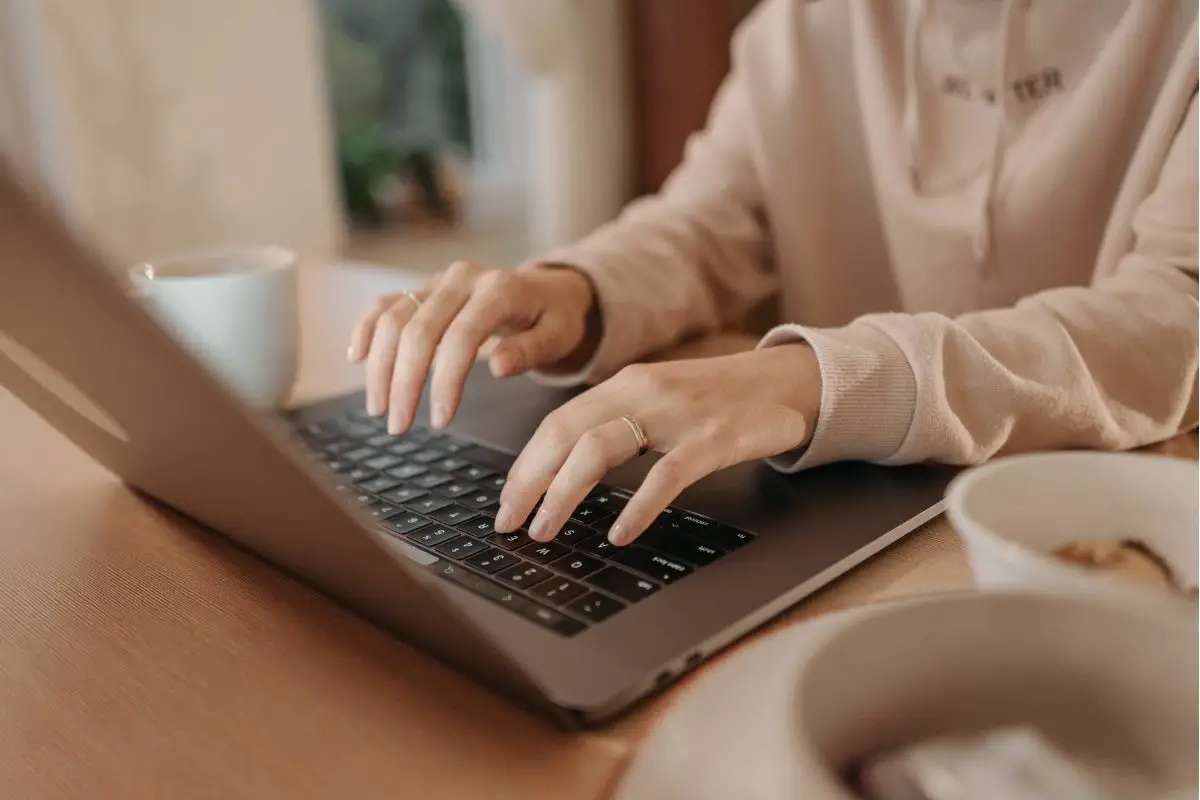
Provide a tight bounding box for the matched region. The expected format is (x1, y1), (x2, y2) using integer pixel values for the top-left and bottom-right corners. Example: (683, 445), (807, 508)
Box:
(535, 0), (1199, 470)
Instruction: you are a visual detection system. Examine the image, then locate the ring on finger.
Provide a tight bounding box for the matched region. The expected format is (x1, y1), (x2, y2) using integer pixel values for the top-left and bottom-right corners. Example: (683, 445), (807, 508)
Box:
(620, 414), (650, 458)
(400, 290), (423, 310)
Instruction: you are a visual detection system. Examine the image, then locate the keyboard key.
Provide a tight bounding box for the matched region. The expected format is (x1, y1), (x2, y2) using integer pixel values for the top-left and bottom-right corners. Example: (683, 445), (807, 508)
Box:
(386, 463), (427, 481)
(459, 516), (498, 538)
(343, 467), (377, 484)
(641, 527), (723, 566)
(350, 493), (376, 507)
(530, 577), (588, 606)
(412, 448), (448, 465)
(482, 502), (502, 517)
(337, 421), (376, 438)
(484, 475), (506, 491)
(570, 502), (613, 526)
(462, 465), (495, 481)
(495, 563), (552, 590)
(436, 535), (487, 560)
(461, 490), (499, 510)
(665, 513), (754, 550)
(556, 523), (599, 546)
(382, 486), (429, 505)
(363, 454), (405, 472)
(433, 563), (547, 621)
(342, 446), (380, 463)
(519, 541), (571, 564)
(300, 421), (333, 438)
(577, 536), (620, 559)
(464, 548), (519, 574)
(413, 472), (453, 490)
(517, 603), (586, 636)
(566, 592), (625, 623)
(586, 567), (660, 602)
(322, 440), (356, 455)
(358, 475), (403, 495)
(365, 503), (404, 521)
(407, 494), (453, 515)
(384, 514), (429, 536)
(324, 459), (355, 474)
(487, 532), (529, 551)
(430, 504), (479, 526)
(588, 489), (629, 512)
(441, 441), (470, 454)
(552, 553), (604, 579)
(387, 441), (421, 457)
(408, 524), (460, 547)
(436, 480), (479, 499)
(609, 547), (692, 584)
(367, 433), (395, 447)
(435, 457), (470, 473)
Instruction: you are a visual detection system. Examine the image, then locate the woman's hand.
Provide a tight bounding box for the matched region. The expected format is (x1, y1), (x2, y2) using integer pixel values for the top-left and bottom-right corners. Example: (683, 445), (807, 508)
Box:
(494, 344), (823, 546)
(348, 261), (597, 434)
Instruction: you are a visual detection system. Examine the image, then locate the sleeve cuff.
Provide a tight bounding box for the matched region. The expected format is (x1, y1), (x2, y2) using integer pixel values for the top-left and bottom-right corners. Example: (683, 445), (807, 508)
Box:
(756, 321), (918, 472)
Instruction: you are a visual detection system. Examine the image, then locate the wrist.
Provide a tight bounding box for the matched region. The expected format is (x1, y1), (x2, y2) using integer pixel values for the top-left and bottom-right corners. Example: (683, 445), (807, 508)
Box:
(527, 261), (602, 372)
(759, 342), (822, 447)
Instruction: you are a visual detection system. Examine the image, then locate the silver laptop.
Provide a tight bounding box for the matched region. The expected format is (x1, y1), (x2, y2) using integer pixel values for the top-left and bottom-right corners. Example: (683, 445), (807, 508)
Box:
(0, 163), (953, 727)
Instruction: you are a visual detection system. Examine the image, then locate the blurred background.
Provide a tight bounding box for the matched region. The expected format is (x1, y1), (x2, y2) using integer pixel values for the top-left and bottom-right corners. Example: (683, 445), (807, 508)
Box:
(0, 0), (758, 274)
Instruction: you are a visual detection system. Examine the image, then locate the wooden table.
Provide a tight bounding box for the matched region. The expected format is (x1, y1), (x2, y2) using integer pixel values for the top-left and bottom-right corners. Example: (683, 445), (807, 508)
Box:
(0, 263), (1192, 799)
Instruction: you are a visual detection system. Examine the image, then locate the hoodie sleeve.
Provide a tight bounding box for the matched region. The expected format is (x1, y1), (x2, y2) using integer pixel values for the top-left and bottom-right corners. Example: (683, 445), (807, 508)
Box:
(528, 3), (778, 387)
(761, 96), (1199, 471)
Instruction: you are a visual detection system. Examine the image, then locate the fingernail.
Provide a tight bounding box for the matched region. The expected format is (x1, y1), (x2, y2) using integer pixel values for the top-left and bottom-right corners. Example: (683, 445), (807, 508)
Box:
(366, 396), (380, 417)
(431, 403), (450, 429)
(495, 503), (517, 532)
(388, 413), (407, 435)
(608, 522), (629, 546)
(347, 345), (359, 362)
(528, 507), (551, 541)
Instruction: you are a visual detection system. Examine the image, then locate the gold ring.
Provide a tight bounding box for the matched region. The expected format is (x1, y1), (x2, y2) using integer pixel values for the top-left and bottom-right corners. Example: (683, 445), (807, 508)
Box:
(620, 414), (650, 458)
(401, 290), (423, 309)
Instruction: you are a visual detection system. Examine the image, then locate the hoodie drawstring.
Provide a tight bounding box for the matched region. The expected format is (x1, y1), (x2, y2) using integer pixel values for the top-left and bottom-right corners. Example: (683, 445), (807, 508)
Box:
(903, 0), (1028, 267)
(902, 0), (929, 186)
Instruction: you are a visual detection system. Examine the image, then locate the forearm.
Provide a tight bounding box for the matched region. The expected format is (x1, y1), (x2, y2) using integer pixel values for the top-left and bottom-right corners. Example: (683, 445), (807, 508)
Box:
(762, 259), (1197, 471)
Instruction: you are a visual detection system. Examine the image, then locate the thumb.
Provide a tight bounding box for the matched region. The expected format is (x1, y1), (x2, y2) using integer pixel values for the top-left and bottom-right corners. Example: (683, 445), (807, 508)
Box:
(489, 317), (579, 378)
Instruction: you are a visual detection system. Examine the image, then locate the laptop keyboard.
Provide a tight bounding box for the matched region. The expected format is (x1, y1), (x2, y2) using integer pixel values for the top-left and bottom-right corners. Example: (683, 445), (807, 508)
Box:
(294, 409), (755, 637)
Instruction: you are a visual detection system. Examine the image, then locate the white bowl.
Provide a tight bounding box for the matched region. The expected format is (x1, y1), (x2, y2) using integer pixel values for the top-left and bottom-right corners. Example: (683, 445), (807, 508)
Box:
(618, 591), (1198, 800)
(945, 452), (1198, 596)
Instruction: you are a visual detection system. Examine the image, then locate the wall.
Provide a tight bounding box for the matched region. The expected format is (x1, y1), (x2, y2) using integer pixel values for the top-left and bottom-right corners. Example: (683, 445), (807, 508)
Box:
(29, 0), (343, 266)
(454, 0), (631, 254)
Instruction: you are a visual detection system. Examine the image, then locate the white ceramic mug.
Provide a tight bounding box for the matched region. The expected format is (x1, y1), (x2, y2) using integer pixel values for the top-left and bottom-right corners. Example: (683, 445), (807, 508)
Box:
(130, 246), (299, 409)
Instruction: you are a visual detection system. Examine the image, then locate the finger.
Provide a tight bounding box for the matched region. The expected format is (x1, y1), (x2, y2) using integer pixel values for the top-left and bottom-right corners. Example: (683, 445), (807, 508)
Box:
(388, 262), (480, 433)
(348, 293), (404, 363)
(488, 315), (574, 378)
(363, 296), (419, 416)
(608, 439), (724, 546)
(494, 389), (623, 532)
(430, 272), (523, 428)
(526, 418), (644, 542)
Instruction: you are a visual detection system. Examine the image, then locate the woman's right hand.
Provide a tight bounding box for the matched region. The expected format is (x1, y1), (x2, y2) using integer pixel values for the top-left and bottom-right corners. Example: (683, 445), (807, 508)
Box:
(347, 261), (598, 434)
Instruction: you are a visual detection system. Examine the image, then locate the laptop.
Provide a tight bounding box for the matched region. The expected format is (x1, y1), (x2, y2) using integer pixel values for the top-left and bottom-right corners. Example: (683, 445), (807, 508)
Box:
(0, 164), (954, 728)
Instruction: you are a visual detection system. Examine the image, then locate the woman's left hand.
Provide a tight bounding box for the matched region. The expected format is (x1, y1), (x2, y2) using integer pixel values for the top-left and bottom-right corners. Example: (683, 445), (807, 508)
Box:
(494, 343), (823, 546)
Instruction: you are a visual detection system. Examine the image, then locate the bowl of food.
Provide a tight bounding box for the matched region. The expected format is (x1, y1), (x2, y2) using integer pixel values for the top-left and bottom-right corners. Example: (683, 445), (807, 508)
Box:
(945, 452), (1197, 599)
(616, 590), (1198, 800)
